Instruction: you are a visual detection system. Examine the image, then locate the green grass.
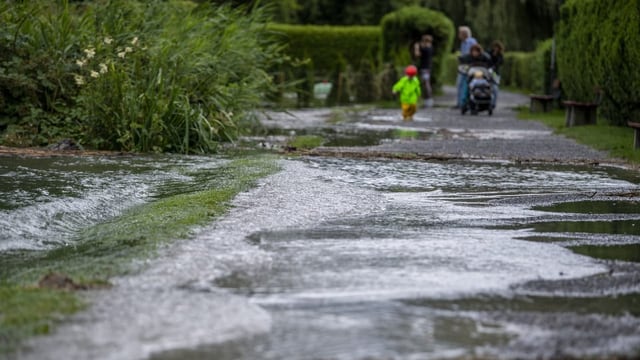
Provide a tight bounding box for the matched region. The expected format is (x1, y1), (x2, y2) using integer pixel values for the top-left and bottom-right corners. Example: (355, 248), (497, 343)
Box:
(0, 155), (280, 353)
(518, 109), (640, 165)
(0, 286), (84, 353)
(288, 135), (324, 149)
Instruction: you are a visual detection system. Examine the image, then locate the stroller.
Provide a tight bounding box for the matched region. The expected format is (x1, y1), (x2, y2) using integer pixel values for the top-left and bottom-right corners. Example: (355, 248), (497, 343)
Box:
(459, 65), (495, 116)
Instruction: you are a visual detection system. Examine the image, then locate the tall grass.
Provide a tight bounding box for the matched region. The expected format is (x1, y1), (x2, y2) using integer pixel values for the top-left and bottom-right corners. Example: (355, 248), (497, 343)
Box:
(0, 1), (283, 152)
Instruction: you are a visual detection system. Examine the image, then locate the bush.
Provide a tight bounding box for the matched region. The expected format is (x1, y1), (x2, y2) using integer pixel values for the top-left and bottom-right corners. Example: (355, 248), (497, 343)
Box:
(0, 1), (283, 152)
(557, 0), (640, 125)
(267, 24), (380, 73)
(380, 6), (455, 90)
(441, 53), (458, 85)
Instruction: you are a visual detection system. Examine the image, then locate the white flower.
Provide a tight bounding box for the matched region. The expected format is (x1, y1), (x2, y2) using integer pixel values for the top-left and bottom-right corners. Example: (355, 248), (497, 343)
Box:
(99, 63), (108, 74)
(104, 36), (113, 45)
(131, 36), (138, 46)
(90, 70), (100, 78)
(76, 59), (86, 67)
(117, 51), (126, 59)
(84, 48), (95, 59)
(74, 74), (85, 85)
(124, 46), (133, 53)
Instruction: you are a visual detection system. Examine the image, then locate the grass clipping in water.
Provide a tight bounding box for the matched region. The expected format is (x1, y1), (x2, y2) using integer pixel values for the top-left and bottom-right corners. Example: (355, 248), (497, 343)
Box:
(0, 155), (280, 352)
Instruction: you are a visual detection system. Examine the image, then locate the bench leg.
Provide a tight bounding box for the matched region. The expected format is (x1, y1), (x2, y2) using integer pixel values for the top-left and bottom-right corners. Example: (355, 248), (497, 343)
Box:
(565, 107), (574, 127)
(635, 129), (640, 150)
(530, 99), (541, 113)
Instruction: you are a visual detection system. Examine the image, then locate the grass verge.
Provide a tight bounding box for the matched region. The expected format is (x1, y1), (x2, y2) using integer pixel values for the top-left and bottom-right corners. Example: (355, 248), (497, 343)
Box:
(518, 109), (640, 165)
(0, 155), (280, 353)
(288, 135), (324, 150)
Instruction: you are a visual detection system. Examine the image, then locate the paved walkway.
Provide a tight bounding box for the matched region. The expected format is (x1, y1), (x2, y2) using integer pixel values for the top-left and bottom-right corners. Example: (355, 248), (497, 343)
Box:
(269, 86), (613, 164)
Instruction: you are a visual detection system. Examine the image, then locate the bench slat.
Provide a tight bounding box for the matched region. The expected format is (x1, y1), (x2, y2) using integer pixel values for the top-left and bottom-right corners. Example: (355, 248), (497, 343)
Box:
(563, 101), (598, 107)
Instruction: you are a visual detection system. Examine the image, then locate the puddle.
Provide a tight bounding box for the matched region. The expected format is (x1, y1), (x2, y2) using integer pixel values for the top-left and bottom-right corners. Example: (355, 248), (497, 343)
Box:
(570, 244), (640, 263)
(407, 293), (640, 317)
(522, 220), (640, 236)
(534, 200), (640, 214)
(255, 127), (433, 148)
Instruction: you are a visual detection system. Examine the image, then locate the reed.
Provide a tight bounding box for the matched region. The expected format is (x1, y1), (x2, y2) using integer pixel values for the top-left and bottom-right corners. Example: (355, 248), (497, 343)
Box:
(0, 1), (283, 153)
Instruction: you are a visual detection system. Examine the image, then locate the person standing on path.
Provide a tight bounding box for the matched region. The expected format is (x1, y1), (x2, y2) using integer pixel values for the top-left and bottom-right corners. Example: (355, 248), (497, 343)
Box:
(489, 40), (504, 110)
(414, 34), (434, 108)
(455, 26), (477, 109)
(392, 65), (421, 121)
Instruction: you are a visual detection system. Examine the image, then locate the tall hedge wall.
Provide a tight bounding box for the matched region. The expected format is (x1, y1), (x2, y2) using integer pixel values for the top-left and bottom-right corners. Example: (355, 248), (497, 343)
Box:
(380, 6), (455, 90)
(557, 0), (640, 125)
(267, 24), (381, 72)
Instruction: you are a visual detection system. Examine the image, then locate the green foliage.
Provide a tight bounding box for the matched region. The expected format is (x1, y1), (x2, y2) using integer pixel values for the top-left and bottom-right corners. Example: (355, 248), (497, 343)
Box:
(277, 0), (558, 51)
(501, 40), (552, 93)
(267, 24), (380, 73)
(0, 285), (84, 353)
(0, 1), (283, 152)
(557, 0), (640, 126)
(380, 6), (455, 90)
(420, 0), (558, 51)
(378, 63), (400, 101)
(354, 58), (378, 103)
(326, 59), (351, 106)
(288, 135), (324, 149)
(441, 53), (458, 85)
(518, 109), (640, 165)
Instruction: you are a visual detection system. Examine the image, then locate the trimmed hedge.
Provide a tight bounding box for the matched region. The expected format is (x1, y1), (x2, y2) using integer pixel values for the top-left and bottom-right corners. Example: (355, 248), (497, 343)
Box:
(267, 24), (380, 72)
(501, 40), (552, 93)
(380, 6), (455, 90)
(557, 0), (640, 125)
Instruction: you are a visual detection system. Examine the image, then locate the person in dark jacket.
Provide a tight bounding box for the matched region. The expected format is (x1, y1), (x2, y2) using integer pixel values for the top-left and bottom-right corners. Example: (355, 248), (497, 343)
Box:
(458, 43), (492, 67)
(414, 34), (434, 107)
(489, 41), (504, 109)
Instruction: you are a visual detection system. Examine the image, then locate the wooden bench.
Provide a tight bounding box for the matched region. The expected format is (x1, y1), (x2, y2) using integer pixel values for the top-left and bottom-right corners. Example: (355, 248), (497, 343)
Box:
(629, 121), (640, 150)
(563, 101), (598, 127)
(529, 94), (554, 113)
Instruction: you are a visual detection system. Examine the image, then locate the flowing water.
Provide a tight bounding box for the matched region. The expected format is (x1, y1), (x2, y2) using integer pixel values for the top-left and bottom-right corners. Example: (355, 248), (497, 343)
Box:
(4, 155), (640, 359)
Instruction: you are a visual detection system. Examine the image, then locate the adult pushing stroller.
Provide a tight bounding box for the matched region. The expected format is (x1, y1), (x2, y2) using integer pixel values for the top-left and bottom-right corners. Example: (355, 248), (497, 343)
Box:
(459, 64), (495, 116)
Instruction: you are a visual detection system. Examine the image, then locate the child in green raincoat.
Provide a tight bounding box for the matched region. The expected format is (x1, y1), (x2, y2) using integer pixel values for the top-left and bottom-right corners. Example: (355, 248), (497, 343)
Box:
(392, 65), (421, 121)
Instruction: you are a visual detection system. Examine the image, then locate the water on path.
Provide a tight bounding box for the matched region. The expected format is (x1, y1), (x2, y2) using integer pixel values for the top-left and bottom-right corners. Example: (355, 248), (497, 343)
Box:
(13, 157), (640, 360)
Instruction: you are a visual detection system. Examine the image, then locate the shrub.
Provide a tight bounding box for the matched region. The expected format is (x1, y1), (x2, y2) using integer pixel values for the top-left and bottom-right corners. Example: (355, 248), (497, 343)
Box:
(380, 6), (455, 90)
(267, 24), (380, 73)
(557, 0), (640, 125)
(325, 59), (351, 106)
(0, 1), (283, 152)
(354, 58), (378, 103)
(378, 63), (399, 101)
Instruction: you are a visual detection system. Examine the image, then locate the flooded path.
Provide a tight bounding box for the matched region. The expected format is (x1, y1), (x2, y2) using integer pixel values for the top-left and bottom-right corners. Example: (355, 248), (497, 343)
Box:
(7, 87), (640, 359)
(16, 156), (640, 360)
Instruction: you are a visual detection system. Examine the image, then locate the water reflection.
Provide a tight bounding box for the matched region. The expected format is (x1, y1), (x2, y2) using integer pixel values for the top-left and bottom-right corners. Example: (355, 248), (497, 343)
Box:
(534, 200), (640, 214)
(570, 244), (640, 263)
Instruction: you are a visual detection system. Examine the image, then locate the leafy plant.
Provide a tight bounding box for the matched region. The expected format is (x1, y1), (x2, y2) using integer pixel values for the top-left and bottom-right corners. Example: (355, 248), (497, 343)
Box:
(1, 0), (284, 152)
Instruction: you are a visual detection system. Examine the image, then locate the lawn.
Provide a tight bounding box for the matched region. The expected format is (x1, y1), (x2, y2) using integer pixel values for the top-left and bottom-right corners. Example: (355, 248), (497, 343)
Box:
(518, 109), (640, 165)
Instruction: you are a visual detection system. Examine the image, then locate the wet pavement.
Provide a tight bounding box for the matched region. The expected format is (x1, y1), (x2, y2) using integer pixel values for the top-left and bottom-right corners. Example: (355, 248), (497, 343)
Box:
(10, 88), (640, 359)
(260, 86), (611, 163)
